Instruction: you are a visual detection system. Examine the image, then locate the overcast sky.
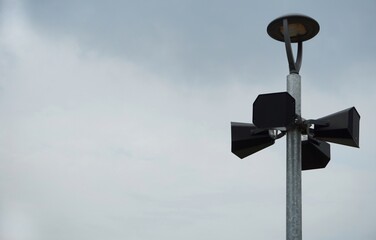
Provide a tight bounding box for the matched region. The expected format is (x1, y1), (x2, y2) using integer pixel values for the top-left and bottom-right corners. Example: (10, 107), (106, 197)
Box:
(1, 0), (376, 239)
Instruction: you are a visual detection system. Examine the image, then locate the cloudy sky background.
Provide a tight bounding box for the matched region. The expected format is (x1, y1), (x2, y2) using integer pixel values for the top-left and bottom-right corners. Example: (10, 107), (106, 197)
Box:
(1, 0), (375, 239)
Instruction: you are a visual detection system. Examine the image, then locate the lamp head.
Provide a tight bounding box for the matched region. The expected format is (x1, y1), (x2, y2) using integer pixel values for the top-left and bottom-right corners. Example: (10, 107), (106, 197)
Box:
(267, 14), (320, 43)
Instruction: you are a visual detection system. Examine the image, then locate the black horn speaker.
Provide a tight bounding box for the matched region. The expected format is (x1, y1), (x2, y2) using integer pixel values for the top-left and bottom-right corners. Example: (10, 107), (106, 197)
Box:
(253, 92), (296, 129)
(302, 137), (331, 170)
(231, 122), (275, 159)
(314, 107), (360, 148)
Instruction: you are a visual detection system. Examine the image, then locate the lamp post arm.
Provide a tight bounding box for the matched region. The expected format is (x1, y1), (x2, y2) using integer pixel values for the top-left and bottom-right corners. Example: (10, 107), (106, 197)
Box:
(283, 19), (303, 74)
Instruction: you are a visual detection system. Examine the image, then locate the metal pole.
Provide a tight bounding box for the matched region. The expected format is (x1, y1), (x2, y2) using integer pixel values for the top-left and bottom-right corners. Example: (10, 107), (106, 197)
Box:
(286, 73), (302, 240)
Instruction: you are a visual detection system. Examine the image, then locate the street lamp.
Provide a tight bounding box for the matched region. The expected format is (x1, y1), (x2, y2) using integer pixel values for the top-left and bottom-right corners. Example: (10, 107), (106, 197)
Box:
(230, 14), (360, 240)
(267, 14), (319, 74)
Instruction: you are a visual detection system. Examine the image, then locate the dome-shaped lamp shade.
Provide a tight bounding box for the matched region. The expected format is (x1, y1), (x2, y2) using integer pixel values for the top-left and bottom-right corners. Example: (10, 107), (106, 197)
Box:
(267, 14), (320, 43)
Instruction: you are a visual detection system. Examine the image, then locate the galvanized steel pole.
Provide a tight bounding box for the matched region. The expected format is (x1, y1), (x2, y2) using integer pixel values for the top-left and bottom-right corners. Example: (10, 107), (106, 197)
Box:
(286, 73), (302, 240)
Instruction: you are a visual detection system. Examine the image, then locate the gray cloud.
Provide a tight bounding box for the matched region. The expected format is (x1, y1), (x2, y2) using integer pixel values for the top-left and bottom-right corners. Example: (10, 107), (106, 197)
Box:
(1, 0), (376, 239)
